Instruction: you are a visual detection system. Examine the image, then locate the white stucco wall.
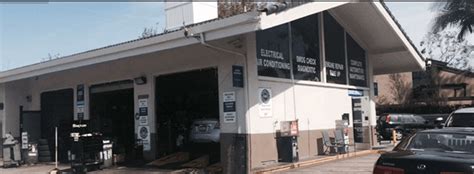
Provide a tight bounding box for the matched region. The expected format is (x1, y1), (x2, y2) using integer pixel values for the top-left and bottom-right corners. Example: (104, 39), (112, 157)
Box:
(2, 36), (248, 139)
(245, 32), (373, 135)
(3, 79), (31, 137)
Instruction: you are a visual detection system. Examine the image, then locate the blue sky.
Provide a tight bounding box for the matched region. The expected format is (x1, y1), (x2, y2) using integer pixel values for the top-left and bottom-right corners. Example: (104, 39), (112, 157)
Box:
(0, 2), (461, 71)
(0, 2), (165, 70)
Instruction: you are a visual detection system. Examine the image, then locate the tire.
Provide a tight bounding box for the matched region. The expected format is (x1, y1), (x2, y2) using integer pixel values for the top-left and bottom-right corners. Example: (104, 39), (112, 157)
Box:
(39, 151), (51, 156)
(38, 145), (50, 151)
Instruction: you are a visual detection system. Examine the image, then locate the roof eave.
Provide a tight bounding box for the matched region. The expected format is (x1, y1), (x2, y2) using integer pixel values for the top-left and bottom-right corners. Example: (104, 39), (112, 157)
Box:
(0, 12), (261, 83)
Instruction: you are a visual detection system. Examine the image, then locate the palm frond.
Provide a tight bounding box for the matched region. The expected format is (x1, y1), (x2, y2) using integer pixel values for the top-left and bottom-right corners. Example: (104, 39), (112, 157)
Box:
(432, 0), (474, 40)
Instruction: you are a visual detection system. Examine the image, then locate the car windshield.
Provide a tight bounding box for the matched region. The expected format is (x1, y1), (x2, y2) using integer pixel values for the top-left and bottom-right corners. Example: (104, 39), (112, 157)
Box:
(446, 113), (474, 127)
(408, 132), (474, 154)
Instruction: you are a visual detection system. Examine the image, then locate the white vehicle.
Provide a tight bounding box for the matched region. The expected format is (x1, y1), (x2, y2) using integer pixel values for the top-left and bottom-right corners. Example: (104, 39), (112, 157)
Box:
(444, 107), (474, 127)
(189, 119), (220, 143)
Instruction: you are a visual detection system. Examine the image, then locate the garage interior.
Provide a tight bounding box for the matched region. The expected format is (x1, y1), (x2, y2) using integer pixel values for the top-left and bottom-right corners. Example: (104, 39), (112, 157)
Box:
(40, 89), (74, 163)
(154, 68), (221, 169)
(89, 80), (135, 164)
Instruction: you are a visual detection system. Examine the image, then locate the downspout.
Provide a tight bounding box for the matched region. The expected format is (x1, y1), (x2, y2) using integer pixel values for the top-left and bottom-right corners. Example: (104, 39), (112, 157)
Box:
(199, 32), (252, 172)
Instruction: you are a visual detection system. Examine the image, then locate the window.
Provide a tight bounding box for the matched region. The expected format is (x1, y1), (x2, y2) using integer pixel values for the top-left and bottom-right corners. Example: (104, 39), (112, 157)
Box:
(324, 11), (346, 85)
(374, 82), (378, 96)
(291, 13), (321, 81)
(346, 33), (367, 87)
(256, 24), (291, 79)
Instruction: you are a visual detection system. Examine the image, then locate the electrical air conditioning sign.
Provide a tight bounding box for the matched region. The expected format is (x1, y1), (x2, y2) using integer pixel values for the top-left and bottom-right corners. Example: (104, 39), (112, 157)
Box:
(256, 24), (291, 79)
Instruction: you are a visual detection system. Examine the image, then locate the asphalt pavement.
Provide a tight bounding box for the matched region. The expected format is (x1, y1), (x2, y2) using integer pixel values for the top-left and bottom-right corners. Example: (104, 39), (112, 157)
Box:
(279, 154), (380, 174)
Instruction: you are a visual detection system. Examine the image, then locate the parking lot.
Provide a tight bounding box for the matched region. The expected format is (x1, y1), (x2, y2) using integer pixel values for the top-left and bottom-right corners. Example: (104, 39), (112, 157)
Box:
(280, 154), (380, 174)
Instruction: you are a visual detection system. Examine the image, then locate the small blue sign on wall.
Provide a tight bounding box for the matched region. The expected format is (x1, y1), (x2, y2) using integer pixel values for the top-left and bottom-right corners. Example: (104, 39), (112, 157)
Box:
(232, 65), (244, 88)
(348, 89), (364, 97)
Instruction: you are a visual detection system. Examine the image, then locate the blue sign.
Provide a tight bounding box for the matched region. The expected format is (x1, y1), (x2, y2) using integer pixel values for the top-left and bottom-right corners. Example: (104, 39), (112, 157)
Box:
(232, 65), (244, 88)
(348, 89), (364, 97)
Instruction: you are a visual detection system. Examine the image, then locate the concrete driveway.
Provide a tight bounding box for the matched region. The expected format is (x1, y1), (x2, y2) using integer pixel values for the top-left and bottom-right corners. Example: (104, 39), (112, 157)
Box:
(279, 154), (380, 174)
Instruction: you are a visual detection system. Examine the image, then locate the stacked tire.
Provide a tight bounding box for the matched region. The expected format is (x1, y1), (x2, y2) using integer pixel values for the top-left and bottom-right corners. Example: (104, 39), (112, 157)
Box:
(38, 139), (52, 162)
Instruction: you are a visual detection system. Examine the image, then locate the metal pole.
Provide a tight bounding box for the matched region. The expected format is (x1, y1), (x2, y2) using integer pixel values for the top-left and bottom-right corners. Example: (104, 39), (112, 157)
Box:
(55, 126), (58, 169)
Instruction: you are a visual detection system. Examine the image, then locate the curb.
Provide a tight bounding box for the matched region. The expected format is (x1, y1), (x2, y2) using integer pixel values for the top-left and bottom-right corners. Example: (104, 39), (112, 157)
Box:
(253, 149), (379, 174)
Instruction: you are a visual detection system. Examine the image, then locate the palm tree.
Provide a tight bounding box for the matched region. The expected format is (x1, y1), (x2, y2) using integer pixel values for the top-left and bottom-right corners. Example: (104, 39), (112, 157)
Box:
(432, 0), (474, 41)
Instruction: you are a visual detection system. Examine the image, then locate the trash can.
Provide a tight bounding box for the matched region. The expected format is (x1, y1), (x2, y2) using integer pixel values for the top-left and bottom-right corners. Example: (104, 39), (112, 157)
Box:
(276, 136), (299, 163)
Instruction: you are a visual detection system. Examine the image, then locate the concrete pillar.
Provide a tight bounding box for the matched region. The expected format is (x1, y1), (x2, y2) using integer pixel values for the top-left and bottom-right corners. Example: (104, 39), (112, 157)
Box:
(133, 75), (156, 161)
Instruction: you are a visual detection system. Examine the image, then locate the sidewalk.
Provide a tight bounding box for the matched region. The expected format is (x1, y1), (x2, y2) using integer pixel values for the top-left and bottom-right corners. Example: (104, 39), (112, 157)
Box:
(253, 143), (394, 174)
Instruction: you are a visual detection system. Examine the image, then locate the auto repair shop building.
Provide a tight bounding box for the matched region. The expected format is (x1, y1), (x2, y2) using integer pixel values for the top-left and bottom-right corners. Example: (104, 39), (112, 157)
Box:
(0, 1), (425, 173)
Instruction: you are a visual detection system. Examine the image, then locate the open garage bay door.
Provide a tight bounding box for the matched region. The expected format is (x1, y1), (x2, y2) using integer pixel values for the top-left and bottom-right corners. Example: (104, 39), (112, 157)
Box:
(155, 68), (220, 169)
(41, 89), (74, 163)
(89, 80), (135, 164)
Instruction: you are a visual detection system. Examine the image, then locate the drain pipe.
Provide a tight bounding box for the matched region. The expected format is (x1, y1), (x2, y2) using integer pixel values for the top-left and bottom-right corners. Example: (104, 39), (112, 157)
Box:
(198, 32), (252, 172)
(199, 33), (246, 58)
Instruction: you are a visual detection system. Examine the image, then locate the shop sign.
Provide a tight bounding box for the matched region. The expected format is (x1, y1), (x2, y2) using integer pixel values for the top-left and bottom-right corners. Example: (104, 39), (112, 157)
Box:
(139, 116), (148, 126)
(138, 95), (148, 116)
(291, 13), (321, 81)
(352, 98), (364, 143)
(324, 12), (347, 85)
(21, 132), (28, 149)
(223, 92), (236, 123)
(138, 126), (151, 151)
(347, 33), (367, 87)
(348, 89), (364, 97)
(256, 24), (291, 79)
(280, 120), (298, 137)
(232, 65), (244, 88)
(76, 84), (85, 120)
(258, 88), (272, 117)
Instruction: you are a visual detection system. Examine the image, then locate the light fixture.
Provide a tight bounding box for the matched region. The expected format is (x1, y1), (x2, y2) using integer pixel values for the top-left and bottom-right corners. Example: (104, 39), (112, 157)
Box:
(134, 76), (147, 85)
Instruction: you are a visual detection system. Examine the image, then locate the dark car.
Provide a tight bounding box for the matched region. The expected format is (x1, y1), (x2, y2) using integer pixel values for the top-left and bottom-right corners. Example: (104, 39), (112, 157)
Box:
(376, 113), (433, 141)
(374, 128), (474, 174)
(445, 107), (474, 128)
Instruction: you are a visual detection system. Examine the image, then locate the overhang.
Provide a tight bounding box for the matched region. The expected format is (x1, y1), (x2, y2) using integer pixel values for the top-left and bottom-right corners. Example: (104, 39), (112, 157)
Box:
(331, 2), (425, 75)
(0, 1), (424, 83)
(259, 1), (425, 75)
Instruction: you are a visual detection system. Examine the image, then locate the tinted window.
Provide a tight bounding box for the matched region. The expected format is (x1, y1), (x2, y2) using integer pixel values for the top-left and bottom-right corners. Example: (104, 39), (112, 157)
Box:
(446, 113), (474, 127)
(291, 13), (321, 81)
(324, 11), (346, 85)
(346, 33), (367, 87)
(256, 24), (291, 79)
(408, 132), (474, 154)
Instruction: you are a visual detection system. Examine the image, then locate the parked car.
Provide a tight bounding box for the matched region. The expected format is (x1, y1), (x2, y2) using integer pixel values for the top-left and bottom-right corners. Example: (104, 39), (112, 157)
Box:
(374, 128), (474, 174)
(445, 107), (474, 127)
(376, 113), (433, 141)
(189, 119), (220, 143)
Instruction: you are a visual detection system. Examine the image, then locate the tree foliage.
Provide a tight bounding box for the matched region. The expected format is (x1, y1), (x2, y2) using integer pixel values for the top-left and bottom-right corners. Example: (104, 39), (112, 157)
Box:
(432, 0), (474, 40)
(388, 73), (412, 105)
(217, 0), (257, 18)
(420, 31), (473, 70)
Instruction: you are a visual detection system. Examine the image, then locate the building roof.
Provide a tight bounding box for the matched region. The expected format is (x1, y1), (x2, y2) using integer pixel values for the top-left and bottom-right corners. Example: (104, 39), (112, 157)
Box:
(429, 59), (474, 77)
(0, 1), (425, 83)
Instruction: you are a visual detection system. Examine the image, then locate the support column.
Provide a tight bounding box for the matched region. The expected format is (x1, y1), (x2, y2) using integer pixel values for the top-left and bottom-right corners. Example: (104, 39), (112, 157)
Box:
(133, 75), (156, 161)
